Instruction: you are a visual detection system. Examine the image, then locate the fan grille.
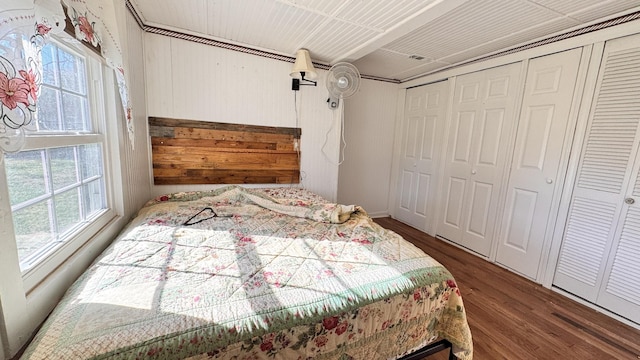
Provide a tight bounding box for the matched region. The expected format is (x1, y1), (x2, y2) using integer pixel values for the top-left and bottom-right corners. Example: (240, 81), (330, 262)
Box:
(326, 62), (361, 98)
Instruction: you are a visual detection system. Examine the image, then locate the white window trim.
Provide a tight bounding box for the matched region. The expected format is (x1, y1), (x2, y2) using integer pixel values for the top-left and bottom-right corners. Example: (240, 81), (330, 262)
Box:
(12, 37), (123, 292)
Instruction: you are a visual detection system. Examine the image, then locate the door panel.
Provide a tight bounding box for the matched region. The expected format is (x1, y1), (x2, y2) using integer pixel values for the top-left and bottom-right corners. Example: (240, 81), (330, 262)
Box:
(503, 188), (538, 251)
(438, 63), (522, 256)
(399, 170), (414, 211)
(415, 174), (430, 217)
(395, 81), (448, 233)
(444, 177), (466, 228)
(554, 36), (640, 302)
(559, 34), (640, 323)
(467, 181), (493, 239)
(598, 202), (640, 324)
(478, 109), (504, 165)
(452, 112), (475, 162)
(598, 138), (640, 324)
(496, 48), (582, 279)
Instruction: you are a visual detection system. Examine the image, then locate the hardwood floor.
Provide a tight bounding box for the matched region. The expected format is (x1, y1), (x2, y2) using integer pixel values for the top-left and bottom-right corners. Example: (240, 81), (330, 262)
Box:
(373, 217), (640, 360)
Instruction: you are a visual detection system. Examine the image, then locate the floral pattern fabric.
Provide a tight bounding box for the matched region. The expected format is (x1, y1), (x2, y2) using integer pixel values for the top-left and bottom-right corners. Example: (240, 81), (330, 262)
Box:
(0, 0), (133, 154)
(21, 186), (473, 360)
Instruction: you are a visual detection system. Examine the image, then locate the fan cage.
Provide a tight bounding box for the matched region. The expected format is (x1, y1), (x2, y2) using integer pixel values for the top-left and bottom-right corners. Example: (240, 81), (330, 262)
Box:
(326, 62), (361, 98)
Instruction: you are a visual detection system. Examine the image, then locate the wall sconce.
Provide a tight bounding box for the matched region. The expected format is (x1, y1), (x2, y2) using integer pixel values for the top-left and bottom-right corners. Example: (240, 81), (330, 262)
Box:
(290, 48), (317, 91)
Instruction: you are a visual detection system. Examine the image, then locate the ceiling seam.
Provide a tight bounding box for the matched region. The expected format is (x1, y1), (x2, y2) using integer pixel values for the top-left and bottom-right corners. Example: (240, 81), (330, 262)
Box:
(525, 0), (583, 23)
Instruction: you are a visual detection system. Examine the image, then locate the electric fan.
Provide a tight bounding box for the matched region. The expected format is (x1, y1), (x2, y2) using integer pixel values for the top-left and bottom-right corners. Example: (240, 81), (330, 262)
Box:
(326, 62), (361, 109)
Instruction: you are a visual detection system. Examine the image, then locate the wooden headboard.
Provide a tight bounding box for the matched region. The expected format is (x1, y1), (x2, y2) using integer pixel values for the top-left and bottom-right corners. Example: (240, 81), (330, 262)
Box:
(149, 117), (301, 185)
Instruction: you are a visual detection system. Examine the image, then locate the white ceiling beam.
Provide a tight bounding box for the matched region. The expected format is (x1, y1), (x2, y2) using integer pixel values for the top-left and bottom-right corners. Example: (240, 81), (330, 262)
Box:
(331, 0), (470, 64)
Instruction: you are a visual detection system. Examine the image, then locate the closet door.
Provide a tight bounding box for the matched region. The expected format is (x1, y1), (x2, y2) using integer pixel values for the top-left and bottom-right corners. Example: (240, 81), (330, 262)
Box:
(438, 63), (521, 256)
(554, 34), (640, 321)
(395, 81), (448, 233)
(598, 163), (640, 324)
(495, 49), (582, 280)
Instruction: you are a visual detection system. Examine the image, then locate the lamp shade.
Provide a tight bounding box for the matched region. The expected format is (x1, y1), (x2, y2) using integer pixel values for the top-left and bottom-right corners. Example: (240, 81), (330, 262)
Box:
(290, 48), (317, 80)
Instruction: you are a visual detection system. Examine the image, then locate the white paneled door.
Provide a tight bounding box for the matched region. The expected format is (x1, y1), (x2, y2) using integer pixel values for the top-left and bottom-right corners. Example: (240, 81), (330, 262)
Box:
(437, 63), (522, 256)
(395, 81), (448, 233)
(554, 34), (640, 324)
(495, 49), (582, 279)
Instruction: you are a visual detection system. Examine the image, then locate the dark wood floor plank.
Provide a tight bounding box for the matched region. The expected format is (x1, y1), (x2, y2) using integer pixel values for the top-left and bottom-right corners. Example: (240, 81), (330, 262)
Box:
(373, 217), (640, 360)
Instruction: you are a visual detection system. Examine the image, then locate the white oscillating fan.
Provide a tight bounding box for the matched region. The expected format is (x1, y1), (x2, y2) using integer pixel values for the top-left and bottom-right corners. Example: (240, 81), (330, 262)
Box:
(322, 62), (361, 166)
(326, 62), (361, 109)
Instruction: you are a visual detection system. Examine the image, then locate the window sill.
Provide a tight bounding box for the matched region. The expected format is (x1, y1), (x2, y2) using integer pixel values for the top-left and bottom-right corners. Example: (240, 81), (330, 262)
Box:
(22, 210), (126, 294)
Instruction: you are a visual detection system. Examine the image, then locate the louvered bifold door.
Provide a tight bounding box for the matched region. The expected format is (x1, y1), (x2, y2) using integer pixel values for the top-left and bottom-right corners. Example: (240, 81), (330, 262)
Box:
(598, 162), (640, 324)
(553, 34), (640, 304)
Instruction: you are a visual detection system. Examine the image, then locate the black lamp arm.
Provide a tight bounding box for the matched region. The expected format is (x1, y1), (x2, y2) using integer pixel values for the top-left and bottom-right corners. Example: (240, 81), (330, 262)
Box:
(292, 71), (317, 90)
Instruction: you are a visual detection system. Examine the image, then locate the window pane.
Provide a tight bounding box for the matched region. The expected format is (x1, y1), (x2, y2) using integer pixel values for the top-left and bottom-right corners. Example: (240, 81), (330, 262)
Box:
(5, 150), (48, 206)
(62, 92), (89, 131)
(80, 144), (103, 179)
(13, 201), (54, 262)
(58, 47), (86, 94)
(83, 179), (106, 217)
(55, 189), (81, 234)
(41, 43), (59, 86)
(37, 86), (61, 131)
(50, 147), (78, 190)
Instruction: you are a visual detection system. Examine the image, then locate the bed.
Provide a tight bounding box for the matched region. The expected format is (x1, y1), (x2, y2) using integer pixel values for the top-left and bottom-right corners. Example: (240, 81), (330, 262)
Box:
(21, 186), (473, 359)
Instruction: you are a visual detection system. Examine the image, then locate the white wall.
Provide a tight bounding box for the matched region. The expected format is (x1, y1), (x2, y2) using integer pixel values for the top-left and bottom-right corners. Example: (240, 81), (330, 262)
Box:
(0, 10), (151, 359)
(144, 35), (341, 201)
(120, 8), (153, 217)
(338, 79), (398, 217)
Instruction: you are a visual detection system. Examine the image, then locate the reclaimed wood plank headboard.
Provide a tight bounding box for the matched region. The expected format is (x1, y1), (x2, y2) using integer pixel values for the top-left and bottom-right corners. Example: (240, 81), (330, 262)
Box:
(149, 117), (301, 185)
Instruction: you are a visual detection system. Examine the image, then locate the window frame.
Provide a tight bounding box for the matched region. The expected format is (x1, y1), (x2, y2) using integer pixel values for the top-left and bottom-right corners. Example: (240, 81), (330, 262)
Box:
(6, 36), (121, 292)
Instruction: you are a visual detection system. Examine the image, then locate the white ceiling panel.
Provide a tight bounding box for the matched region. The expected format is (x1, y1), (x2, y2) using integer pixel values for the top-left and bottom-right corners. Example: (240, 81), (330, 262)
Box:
(567, 0), (640, 23)
(303, 19), (379, 62)
(335, 0), (438, 30)
(384, 0), (568, 58)
(132, 0), (208, 34)
(277, 0), (348, 15)
(207, 0), (325, 55)
(531, 0), (639, 19)
(130, 0), (640, 81)
(353, 49), (441, 79)
(435, 17), (579, 64)
(392, 61), (458, 80)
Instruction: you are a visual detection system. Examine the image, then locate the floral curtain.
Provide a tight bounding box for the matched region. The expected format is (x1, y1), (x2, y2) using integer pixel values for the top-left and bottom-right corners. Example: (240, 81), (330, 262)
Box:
(0, 0), (134, 156)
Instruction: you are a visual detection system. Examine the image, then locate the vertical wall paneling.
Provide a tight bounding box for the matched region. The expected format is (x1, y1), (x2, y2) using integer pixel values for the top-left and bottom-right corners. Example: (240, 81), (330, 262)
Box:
(124, 10), (152, 215)
(338, 79), (398, 216)
(144, 34), (339, 201)
(0, 165), (28, 358)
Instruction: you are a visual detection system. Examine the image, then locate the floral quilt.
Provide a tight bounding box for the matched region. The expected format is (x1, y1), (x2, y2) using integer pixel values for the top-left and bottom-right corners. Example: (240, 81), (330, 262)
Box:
(21, 186), (473, 360)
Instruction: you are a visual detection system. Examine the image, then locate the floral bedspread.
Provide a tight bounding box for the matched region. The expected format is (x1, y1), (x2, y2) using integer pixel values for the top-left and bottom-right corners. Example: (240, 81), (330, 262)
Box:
(22, 186), (473, 360)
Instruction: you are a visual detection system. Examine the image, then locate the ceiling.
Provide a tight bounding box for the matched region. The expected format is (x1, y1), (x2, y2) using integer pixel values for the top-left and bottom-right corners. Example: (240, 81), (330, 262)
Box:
(128, 0), (640, 82)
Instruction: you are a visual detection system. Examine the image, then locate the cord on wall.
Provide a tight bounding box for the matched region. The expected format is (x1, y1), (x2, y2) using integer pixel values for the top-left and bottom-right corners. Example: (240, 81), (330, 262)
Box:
(292, 90), (305, 186)
(321, 100), (346, 166)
